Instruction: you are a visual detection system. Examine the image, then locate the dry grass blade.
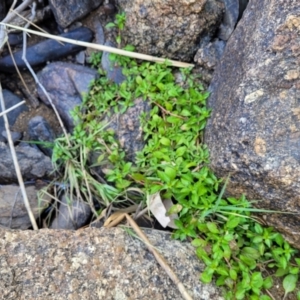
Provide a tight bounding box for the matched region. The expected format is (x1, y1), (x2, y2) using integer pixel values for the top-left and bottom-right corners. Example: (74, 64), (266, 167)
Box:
(0, 23), (194, 68)
(105, 212), (193, 300)
(2, 0), (34, 23)
(0, 82), (38, 230)
(0, 100), (25, 117)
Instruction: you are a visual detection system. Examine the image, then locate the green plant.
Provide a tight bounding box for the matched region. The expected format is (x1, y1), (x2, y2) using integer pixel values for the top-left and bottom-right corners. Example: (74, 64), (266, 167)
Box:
(89, 51), (102, 68)
(105, 11), (126, 47)
(48, 12), (300, 299)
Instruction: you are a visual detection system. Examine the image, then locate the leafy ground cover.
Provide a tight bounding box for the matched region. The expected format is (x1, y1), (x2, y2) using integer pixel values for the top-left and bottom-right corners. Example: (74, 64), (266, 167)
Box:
(45, 14), (300, 300)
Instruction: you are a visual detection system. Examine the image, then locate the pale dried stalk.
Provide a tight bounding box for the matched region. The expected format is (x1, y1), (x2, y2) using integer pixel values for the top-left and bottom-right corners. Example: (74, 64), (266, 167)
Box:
(0, 100), (25, 117)
(20, 4), (70, 145)
(0, 23), (195, 68)
(105, 213), (193, 300)
(7, 39), (40, 107)
(0, 82), (38, 230)
(2, 0), (34, 23)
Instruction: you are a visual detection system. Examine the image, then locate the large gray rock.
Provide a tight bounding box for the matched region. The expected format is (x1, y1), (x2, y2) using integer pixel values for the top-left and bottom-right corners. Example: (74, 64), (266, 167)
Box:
(50, 194), (92, 230)
(116, 0), (224, 61)
(0, 90), (28, 142)
(37, 62), (98, 130)
(0, 227), (223, 299)
(0, 142), (53, 183)
(204, 0), (300, 248)
(0, 185), (50, 229)
(49, 0), (104, 28)
(28, 116), (56, 157)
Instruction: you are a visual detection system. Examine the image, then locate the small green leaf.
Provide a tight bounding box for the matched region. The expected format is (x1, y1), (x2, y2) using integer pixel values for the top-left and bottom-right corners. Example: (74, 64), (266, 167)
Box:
(191, 238), (207, 247)
(105, 22), (116, 28)
(263, 276), (273, 289)
(235, 287), (245, 300)
(123, 44), (135, 51)
(136, 76), (143, 85)
(131, 173), (146, 181)
(240, 255), (256, 269)
(254, 223), (263, 234)
(226, 217), (240, 229)
(283, 274), (297, 297)
(160, 137), (171, 146)
(116, 35), (121, 44)
(289, 267), (299, 275)
(230, 269), (237, 280)
(241, 247), (260, 260)
(167, 204), (182, 215)
(260, 296), (272, 300)
(157, 171), (170, 183)
(201, 269), (213, 283)
(251, 272), (263, 289)
(297, 290), (300, 300)
(176, 146), (187, 157)
(181, 109), (191, 116)
(253, 236), (263, 243)
(275, 268), (289, 277)
(207, 222), (219, 234)
(216, 266), (229, 276)
(165, 166), (176, 180)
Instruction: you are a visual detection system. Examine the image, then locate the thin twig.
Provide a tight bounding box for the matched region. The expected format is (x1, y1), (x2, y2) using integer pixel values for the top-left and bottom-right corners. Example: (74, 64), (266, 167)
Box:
(20, 4), (70, 146)
(7, 8), (64, 46)
(265, 288), (276, 300)
(6, 40), (39, 107)
(2, 0), (34, 23)
(7, 0), (18, 14)
(125, 214), (193, 300)
(105, 212), (193, 300)
(0, 82), (38, 230)
(0, 100), (25, 117)
(153, 101), (185, 119)
(1, 23), (195, 68)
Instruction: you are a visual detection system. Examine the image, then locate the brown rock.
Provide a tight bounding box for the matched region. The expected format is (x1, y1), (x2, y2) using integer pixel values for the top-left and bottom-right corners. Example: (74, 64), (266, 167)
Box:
(0, 227), (223, 299)
(116, 0), (224, 61)
(204, 0), (300, 248)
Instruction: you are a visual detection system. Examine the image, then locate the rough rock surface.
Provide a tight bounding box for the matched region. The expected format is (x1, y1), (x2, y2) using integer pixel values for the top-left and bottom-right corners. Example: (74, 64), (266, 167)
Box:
(195, 39), (226, 71)
(1, 131), (22, 144)
(194, 39), (226, 83)
(218, 0), (239, 41)
(28, 116), (56, 157)
(0, 227), (223, 299)
(37, 62), (98, 130)
(0, 142), (53, 183)
(116, 0), (224, 61)
(105, 97), (151, 162)
(0, 185), (50, 229)
(50, 194), (92, 230)
(49, 0), (104, 28)
(101, 41), (126, 84)
(0, 90), (28, 139)
(204, 0), (300, 248)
